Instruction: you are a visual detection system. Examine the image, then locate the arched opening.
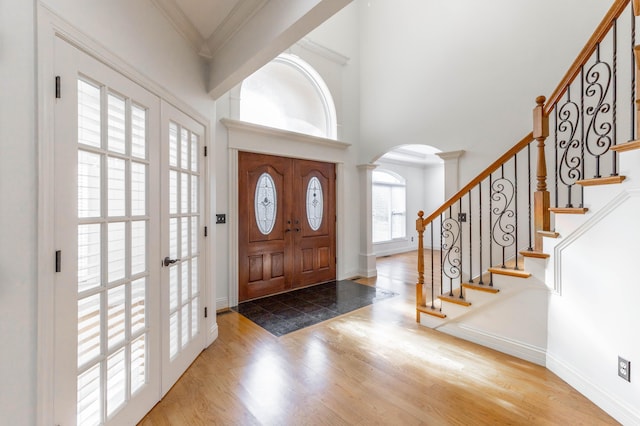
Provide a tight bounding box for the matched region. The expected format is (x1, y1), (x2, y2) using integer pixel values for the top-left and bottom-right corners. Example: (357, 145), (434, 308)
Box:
(240, 53), (337, 139)
(370, 144), (445, 258)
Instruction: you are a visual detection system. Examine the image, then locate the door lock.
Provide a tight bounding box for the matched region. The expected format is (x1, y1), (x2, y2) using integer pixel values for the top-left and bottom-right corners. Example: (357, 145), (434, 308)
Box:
(163, 256), (180, 267)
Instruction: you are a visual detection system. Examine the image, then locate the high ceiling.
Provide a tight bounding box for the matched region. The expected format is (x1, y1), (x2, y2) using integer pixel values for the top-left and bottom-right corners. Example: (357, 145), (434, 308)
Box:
(151, 0), (268, 58)
(151, 0), (351, 98)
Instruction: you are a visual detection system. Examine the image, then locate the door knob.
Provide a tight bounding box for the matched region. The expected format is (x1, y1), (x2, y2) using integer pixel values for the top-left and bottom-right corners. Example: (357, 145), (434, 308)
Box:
(163, 256), (180, 267)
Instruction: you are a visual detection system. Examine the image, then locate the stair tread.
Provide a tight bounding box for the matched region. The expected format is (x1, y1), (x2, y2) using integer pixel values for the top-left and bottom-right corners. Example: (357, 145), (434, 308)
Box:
(577, 176), (626, 186)
(538, 230), (560, 238)
(520, 250), (550, 259)
(462, 283), (500, 293)
(438, 294), (472, 306)
(417, 306), (447, 319)
(488, 267), (531, 278)
(611, 140), (640, 152)
(549, 207), (589, 214)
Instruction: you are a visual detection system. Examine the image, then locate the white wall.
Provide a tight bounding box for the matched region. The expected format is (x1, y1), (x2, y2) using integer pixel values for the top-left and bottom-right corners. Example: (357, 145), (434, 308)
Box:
(358, 0), (610, 180)
(0, 1), (37, 424)
(40, 0), (213, 115)
(546, 183), (640, 425)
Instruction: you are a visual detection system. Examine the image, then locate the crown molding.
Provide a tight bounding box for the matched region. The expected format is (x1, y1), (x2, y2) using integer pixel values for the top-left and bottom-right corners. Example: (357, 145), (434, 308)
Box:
(375, 157), (443, 168)
(205, 0), (269, 57)
(149, 0), (211, 58)
(295, 37), (350, 65)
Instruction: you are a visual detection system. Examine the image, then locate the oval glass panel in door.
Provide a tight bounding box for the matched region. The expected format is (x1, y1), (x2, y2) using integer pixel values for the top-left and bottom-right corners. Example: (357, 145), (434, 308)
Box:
(306, 176), (324, 231)
(255, 172), (277, 234)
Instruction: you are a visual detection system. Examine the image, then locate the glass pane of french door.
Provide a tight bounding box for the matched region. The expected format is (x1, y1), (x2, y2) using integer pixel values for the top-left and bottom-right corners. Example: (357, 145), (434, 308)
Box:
(76, 78), (152, 423)
(54, 39), (160, 426)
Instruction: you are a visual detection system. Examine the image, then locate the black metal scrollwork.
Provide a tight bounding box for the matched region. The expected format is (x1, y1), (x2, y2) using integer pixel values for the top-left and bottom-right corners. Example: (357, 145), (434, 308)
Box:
(441, 216), (461, 294)
(584, 50), (613, 178)
(491, 177), (515, 255)
(557, 92), (582, 207)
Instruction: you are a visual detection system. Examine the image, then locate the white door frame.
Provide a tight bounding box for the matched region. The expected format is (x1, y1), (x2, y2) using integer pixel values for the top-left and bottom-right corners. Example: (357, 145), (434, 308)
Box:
(36, 7), (216, 425)
(221, 119), (350, 308)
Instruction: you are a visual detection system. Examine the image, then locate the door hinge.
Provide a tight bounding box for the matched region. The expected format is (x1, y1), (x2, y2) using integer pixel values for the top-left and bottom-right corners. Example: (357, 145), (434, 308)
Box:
(55, 76), (61, 99)
(204, 146), (208, 157)
(204, 226), (208, 237)
(204, 307), (208, 318)
(55, 250), (62, 272)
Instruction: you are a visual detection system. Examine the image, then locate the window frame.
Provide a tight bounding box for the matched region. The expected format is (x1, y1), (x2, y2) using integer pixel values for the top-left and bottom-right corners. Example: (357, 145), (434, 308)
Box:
(372, 169), (407, 244)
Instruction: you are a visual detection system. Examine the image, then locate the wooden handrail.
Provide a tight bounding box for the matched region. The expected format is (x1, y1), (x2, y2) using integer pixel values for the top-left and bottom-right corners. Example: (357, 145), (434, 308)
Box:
(544, 0), (631, 115)
(420, 132), (534, 227)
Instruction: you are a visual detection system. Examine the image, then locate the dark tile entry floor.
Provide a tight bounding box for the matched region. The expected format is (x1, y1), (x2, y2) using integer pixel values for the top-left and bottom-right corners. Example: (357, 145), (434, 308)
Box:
(231, 280), (397, 337)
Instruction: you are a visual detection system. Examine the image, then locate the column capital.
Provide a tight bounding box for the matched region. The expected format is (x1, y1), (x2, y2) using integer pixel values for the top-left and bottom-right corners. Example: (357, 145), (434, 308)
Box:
(435, 150), (465, 161)
(357, 163), (378, 171)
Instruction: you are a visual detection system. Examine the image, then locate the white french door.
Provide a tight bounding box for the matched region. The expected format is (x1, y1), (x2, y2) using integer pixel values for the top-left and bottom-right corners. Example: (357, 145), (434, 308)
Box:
(160, 104), (206, 394)
(53, 38), (206, 425)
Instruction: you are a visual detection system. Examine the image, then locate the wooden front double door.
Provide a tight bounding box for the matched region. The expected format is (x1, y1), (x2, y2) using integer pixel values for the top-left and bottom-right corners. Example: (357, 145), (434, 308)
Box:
(239, 152), (336, 301)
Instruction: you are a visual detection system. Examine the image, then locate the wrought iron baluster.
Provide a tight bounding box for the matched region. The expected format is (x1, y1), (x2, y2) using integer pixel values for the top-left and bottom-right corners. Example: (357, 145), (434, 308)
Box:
(612, 18), (618, 176)
(441, 207), (461, 298)
(459, 198), (464, 299)
(632, 6), (636, 143)
(584, 43), (613, 179)
(527, 142), (533, 251)
(491, 164), (516, 270)
(478, 182), (484, 285)
(489, 173), (493, 286)
(514, 153), (519, 270)
(555, 105), (559, 208)
(501, 165), (506, 268)
(558, 87), (580, 208)
(440, 213), (443, 297)
(468, 190), (473, 283)
(580, 65), (585, 207)
(430, 222), (435, 310)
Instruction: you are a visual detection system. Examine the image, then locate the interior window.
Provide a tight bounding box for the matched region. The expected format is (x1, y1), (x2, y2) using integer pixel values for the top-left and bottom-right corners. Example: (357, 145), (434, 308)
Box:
(240, 53), (337, 139)
(372, 170), (406, 243)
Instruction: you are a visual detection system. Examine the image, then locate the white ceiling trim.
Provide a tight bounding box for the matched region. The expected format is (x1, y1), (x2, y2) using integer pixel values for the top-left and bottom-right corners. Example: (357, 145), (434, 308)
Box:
(376, 157), (443, 168)
(149, 0), (212, 57)
(205, 0), (269, 58)
(221, 118), (351, 150)
(295, 37), (350, 65)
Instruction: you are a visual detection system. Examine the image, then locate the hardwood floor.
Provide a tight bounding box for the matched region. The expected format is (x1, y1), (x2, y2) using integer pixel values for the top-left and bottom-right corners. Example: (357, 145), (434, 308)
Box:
(140, 251), (617, 425)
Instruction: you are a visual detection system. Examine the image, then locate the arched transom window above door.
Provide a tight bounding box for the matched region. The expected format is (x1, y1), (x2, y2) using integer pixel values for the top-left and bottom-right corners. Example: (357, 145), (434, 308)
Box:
(240, 53), (337, 139)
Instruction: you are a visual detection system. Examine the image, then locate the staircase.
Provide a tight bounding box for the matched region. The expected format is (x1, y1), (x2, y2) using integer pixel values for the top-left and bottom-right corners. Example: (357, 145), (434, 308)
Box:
(415, 0), (640, 381)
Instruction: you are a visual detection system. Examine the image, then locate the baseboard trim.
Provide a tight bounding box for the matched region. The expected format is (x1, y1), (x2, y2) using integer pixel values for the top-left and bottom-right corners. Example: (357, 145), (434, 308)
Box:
(207, 323), (219, 347)
(216, 297), (229, 311)
(546, 352), (640, 425)
(439, 324), (547, 366)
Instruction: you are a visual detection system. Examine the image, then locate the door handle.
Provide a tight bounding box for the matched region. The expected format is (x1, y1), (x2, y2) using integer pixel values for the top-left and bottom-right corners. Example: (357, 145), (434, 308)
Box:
(163, 256), (180, 267)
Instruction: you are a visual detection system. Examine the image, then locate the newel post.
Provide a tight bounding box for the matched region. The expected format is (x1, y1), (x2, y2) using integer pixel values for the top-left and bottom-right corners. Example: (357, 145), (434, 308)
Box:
(533, 96), (550, 251)
(416, 211), (425, 321)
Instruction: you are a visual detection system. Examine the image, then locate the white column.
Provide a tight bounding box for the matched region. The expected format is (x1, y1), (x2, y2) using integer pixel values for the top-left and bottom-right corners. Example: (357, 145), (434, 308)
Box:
(357, 163), (377, 277)
(436, 150), (465, 198)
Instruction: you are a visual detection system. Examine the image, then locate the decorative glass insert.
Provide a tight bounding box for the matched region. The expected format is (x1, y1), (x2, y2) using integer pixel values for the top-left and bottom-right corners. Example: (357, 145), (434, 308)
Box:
(306, 177), (323, 231)
(254, 173), (277, 235)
